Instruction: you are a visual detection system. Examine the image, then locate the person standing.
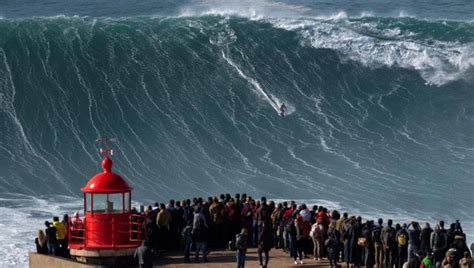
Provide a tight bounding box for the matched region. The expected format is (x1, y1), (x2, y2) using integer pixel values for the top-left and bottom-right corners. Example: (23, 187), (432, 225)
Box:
(134, 240), (153, 268)
(420, 223), (433, 254)
(236, 228), (248, 268)
(431, 224), (448, 266)
(382, 219), (397, 268)
(156, 203), (171, 254)
(193, 218), (209, 263)
(293, 217), (305, 265)
(363, 221), (376, 268)
(52, 216), (67, 256)
(44, 221), (57, 256)
(407, 222), (421, 260)
(396, 224), (409, 268)
(258, 222), (274, 268)
(373, 218), (384, 268)
(181, 219), (193, 263)
(35, 230), (48, 254)
(327, 223), (342, 268)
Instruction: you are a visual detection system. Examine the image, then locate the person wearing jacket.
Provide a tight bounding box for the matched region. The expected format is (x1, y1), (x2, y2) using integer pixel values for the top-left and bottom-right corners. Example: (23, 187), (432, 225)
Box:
(156, 203), (171, 254)
(293, 217), (305, 265)
(363, 221), (376, 268)
(349, 216), (363, 267)
(452, 235), (471, 268)
(431, 224), (448, 266)
(396, 224), (409, 268)
(373, 218), (384, 268)
(407, 221), (421, 260)
(258, 221), (274, 268)
(193, 218), (209, 263)
(181, 219), (193, 263)
(382, 220), (397, 268)
(236, 228), (248, 268)
(421, 223), (433, 254)
(327, 223), (342, 268)
(52, 216), (67, 257)
(44, 221), (57, 256)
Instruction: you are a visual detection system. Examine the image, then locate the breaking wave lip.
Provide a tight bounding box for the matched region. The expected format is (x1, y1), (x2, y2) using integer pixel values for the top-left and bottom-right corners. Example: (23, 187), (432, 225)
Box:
(175, 1), (474, 86)
(268, 17), (474, 86)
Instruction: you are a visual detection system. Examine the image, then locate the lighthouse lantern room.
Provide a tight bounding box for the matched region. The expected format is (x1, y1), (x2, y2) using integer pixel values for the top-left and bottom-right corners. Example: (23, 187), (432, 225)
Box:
(69, 138), (145, 264)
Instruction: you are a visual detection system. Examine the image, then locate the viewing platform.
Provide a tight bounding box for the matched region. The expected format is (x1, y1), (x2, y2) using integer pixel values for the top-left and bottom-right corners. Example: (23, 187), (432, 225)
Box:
(30, 247), (334, 267)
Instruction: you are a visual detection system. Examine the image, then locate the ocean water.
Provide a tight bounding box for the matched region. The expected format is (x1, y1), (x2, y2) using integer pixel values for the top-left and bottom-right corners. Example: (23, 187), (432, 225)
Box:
(0, 0), (473, 266)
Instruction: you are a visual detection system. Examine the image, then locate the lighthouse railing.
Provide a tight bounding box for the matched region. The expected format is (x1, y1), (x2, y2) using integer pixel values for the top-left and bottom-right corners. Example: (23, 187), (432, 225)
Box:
(68, 215), (143, 249)
(68, 217), (85, 247)
(129, 214), (146, 242)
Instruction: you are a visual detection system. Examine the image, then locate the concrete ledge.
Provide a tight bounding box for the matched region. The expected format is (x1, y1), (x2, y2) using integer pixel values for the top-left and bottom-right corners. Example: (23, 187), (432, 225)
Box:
(29, 252), (100, 268)
(70, 248), (136, 257)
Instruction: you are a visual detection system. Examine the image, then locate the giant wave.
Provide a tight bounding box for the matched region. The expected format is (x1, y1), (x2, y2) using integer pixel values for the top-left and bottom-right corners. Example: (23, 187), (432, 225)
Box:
(0, 14), (473, 266)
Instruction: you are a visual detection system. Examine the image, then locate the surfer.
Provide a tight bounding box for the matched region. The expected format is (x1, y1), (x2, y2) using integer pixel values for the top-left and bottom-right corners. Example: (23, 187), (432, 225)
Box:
(279, 103), (287, 117)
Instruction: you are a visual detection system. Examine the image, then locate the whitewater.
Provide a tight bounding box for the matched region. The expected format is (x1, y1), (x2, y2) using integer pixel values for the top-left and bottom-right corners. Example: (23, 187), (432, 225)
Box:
(0, 0), (473, 266)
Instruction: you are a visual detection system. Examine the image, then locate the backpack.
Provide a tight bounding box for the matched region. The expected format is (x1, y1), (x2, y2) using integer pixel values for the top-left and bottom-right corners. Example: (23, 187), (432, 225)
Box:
(228, 237), (237, 251)
(382, 228), (397, 249)
(433, 232), (445, 249)
(372, 226), (382, 244)
(301, 221), (311, 238)
(398, 233), (407, 246)
(314, 224), (324, 239)
(310, 224), (318, 238)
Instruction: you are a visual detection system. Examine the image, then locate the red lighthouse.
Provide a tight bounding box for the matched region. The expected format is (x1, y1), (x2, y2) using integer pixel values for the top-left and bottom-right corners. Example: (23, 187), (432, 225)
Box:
(69, 139), (145, 264)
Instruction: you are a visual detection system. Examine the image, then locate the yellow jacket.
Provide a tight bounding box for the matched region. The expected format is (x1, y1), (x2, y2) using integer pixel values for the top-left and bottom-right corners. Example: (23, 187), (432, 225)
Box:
(52, 220), (67, 240)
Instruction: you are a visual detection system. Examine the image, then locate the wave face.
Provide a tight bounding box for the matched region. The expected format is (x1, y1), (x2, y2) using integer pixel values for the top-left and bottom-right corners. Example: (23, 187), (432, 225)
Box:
(0, 15), (473, 263)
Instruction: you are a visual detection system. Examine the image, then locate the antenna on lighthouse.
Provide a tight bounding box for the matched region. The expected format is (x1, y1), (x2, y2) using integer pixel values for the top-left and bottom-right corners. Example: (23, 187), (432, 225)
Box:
(95, 137), (118, 158)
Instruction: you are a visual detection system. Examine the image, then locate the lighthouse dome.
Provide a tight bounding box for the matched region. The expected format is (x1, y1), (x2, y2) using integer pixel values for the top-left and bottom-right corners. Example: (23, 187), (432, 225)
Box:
(81, 157), (132, 193)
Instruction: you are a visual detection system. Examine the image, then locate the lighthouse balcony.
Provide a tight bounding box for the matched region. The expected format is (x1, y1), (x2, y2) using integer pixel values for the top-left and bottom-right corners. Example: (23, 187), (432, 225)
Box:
(68, 213), (146, 250)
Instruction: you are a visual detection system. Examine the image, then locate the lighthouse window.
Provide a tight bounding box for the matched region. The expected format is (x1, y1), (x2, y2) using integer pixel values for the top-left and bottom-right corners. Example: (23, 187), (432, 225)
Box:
(107, 193), (123, 213)
(85, 193), (91, 212)
(92, 194), (107, 213)
(124, 192), (130, 211)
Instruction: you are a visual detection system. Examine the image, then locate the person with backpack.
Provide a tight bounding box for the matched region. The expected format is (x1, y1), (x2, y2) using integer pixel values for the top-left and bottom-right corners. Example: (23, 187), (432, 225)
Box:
(382, 219), (397, 268)
(311, 221), (326, 261)
(452, 235), (471, 268)
(327, 223), (342, 268)
(373, 218), (384, 268)
(235, 228), (248, 268)
(298, 204), (312, 258)
(431, 224), (448, 266)
(193, 218), (209, 263)
(396, 223), (409, 268)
